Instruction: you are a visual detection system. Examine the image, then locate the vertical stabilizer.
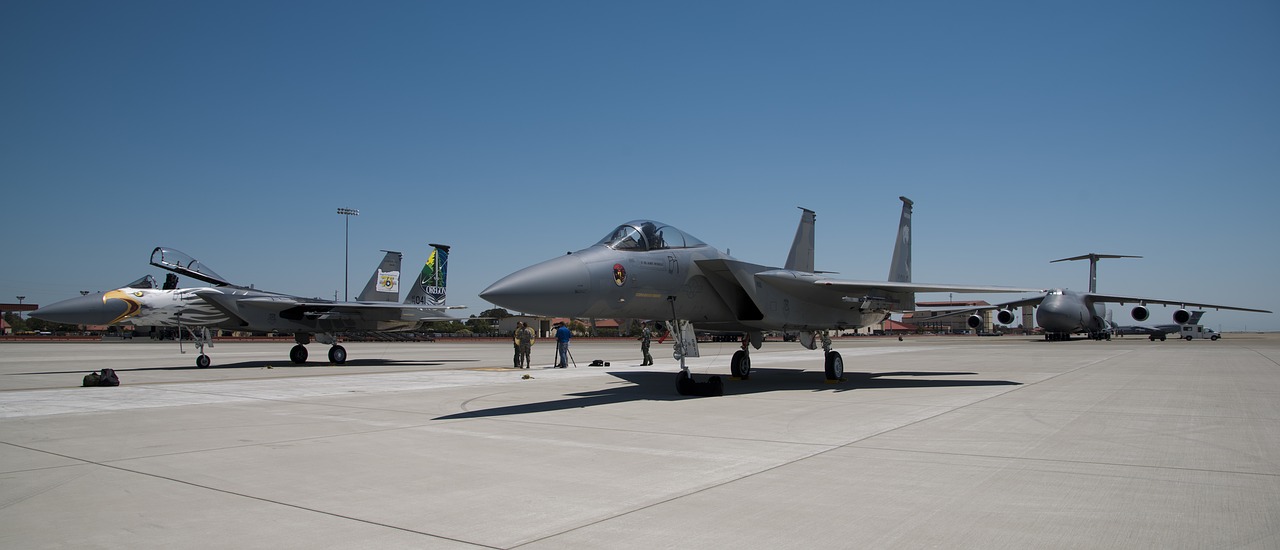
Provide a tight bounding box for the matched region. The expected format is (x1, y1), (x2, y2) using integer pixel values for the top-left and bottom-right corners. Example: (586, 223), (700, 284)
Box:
(1049, 253), (1142, 293)
(784, 208), (816, 273)
(405, 244), (450, 306)
(887, 196), (913, 282)
(355, 250), (403, 302)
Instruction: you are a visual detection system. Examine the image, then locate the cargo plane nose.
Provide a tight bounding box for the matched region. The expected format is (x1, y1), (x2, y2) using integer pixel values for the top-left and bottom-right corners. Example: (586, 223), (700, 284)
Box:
(32, 291), (137, 326)
(481, 254), (592, 317)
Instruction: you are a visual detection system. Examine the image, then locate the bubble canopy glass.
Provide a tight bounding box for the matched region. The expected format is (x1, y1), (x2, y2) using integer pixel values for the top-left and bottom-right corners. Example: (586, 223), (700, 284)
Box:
(596, 220), (707, 252)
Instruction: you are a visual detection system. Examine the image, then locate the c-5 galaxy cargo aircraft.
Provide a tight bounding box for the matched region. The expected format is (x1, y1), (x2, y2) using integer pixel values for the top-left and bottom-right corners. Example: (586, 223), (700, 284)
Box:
(481, 197), (1040, 395)
(34, 245), (464, 367)
(967, 253), (1270, 341)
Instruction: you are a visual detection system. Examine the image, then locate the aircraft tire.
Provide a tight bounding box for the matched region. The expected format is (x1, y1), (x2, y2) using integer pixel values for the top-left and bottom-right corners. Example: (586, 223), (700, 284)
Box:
(196, 354), (211, 368)
(290, 344), (308, 364)
(328, 345), (347, 364)
(824, 351), (844, 381)
(676, 371), (695, 396)
(730, 350), (751, 379)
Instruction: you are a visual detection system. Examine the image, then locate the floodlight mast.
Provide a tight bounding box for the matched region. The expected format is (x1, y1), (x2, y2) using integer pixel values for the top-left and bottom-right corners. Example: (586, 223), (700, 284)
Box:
(337, 208), (360, 301)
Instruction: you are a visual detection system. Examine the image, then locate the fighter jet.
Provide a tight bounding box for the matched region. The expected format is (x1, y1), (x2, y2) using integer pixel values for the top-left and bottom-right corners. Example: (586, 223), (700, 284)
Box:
(33, 245), (465, 367)
(967, 254), (1270, 341)
(480, 197), (1041, 395)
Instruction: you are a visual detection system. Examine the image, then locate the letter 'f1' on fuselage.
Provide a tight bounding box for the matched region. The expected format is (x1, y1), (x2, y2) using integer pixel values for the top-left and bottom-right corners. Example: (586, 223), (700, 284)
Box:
(481, 197), (1040, 394)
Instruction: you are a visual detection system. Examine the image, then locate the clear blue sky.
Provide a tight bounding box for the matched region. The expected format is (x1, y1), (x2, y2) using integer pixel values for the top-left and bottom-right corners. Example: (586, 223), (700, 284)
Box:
(3, 1), (1277, 331)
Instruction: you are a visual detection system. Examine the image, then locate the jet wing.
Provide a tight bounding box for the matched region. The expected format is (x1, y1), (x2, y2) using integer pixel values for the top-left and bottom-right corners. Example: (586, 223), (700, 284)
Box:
(193, 291), (466, 326)
(755, 270), (1042, 311)
(1082, 293), (1272, 313)
(238, 298), (465, 322)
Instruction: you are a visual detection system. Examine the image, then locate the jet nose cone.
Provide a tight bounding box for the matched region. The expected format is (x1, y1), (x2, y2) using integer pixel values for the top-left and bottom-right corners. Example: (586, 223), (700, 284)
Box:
(481, 254), (592, 316)
(32, 293), (131, 325)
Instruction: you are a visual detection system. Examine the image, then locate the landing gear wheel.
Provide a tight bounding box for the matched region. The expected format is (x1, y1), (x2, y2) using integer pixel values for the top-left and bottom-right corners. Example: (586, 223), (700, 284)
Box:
(730, 350), (751, 379)
(328, 345), (347, 364)
(196, 354), (211, 368)
(290, 344), (309, 364)
(676, 371), (695, 396)
(824, 351), (844, 381)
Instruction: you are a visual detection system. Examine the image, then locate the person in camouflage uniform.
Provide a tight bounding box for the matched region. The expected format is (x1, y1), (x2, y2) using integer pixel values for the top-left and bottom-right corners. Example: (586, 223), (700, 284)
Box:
(638, 322), (653, 366)
(515, 321), (535, 368)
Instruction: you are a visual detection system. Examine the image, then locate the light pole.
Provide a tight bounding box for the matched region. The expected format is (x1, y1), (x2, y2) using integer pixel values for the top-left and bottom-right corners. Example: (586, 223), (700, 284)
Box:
(336, 208), (359, 301)
(15, 296), (25, 320)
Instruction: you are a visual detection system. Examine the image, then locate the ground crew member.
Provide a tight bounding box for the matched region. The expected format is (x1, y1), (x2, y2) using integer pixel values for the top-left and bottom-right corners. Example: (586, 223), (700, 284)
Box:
(516, 321), (535, 368)
(638, 322), (653, 366)
(554, 321), (571, 368)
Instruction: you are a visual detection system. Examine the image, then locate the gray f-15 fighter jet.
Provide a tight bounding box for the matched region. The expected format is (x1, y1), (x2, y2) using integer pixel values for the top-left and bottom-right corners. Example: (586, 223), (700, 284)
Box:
(481, 197), (1040, 395)
(34, 245), (465, 367)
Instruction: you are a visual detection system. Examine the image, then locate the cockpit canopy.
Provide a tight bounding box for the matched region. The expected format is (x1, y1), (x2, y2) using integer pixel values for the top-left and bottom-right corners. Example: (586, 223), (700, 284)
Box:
(150, 247), (232, 286)
(596, 220), (707, 252)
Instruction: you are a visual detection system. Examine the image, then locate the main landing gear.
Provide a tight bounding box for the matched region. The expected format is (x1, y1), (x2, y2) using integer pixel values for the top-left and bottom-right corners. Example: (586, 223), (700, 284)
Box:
(290, 333), (348, 365)
(678, 329), (845, 396)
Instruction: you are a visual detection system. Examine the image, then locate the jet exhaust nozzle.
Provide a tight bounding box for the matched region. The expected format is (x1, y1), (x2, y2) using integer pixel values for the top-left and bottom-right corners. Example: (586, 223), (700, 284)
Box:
(1131, 306), (1149, 322)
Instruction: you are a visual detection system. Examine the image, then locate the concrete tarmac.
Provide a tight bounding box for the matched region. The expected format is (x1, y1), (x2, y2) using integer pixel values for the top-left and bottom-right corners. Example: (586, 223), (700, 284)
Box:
(2, 334), (1279, 549)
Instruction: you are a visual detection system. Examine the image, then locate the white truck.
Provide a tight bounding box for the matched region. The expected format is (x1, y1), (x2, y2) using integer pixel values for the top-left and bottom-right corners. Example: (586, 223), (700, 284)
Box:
(1180, 325), (1220, 341)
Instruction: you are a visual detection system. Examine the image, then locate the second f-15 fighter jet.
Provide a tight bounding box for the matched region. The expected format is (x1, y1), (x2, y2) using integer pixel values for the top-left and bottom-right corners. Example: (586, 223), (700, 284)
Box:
(34, 245), (465, 368)
(481, 197), (1040, 395)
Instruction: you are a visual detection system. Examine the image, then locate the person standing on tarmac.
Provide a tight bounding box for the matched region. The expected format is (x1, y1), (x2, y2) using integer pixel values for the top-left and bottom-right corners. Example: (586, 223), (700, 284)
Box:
(554, 321), (571, 368)
(512, 322), (523, 368)
(638, 322), (653, 366)
(516, 321), (535, 368)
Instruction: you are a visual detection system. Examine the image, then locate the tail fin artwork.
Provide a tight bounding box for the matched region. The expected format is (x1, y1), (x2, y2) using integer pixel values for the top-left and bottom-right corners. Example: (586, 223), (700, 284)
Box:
(887, 196), (913, 283)
(355, 250), (403, 302)
(404, 244), (450, 306)
(784, 208), (816, 274)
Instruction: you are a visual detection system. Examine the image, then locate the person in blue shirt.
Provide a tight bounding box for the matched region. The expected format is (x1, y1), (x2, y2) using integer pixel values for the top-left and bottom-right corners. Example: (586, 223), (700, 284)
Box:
(554, 321), (572, 368)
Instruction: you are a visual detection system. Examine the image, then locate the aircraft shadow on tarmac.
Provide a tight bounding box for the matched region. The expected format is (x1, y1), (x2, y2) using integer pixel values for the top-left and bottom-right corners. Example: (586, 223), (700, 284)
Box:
(434, 368), (1020, 420)
(14, 358), (479, 375)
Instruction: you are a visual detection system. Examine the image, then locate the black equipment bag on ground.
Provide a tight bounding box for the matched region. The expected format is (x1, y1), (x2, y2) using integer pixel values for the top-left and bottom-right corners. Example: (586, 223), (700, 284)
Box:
(83, 369), (120, 387)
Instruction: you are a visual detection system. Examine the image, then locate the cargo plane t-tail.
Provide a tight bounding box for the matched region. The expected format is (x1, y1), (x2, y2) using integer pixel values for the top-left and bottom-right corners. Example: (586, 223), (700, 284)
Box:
(481, 197), (1042, 395)
(33, 245), (465, 367)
